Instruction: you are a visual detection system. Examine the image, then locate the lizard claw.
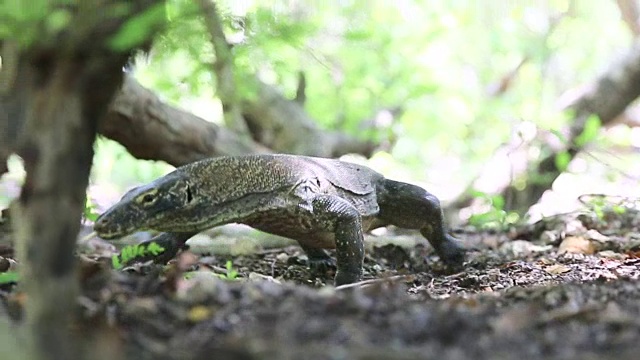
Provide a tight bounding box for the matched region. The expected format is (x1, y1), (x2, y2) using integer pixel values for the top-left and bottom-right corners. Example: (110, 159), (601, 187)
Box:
(435, 235), (466, 268)
(307, 256), (337, 274)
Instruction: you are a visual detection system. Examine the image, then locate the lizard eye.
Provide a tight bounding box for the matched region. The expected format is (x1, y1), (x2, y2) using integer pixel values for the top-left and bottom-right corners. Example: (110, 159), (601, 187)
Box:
(136, 191), (157, 206)
(186, 185), (193, 203)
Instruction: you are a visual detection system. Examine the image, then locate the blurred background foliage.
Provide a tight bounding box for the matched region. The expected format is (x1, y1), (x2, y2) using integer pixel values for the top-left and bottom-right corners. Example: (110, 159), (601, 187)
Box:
(2, 0), (639, 222)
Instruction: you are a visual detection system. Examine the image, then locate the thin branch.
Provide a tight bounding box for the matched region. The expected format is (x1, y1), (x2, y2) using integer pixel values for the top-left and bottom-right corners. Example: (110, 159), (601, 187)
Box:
(335, 275), (414, 290)
(195, 0), (250, 136)
(616, 0), (640, 38)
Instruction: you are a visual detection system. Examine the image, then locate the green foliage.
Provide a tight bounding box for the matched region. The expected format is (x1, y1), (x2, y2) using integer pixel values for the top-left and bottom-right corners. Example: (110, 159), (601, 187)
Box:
(218, 260), (238, 280)
(0, 0), (57, 45)
(83, 197), (100, 222)
(574, 114), (601, 147)
(468, 192), (520, 229)
(91, 137), (174, 189)
(89, 0), (634, 222)
(112, 241), (166, 269)
(131, 1), (626, 178)
(554, 151), (571, 171)
(109, 3), (167, 51)
(0, 271), (19, 284)
(44, 8), (72, 34)
(183, 260), (239, 281)
(582, 195), (628, 220)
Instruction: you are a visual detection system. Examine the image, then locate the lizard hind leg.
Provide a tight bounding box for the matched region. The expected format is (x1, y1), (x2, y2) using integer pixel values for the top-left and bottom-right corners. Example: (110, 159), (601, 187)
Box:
(376, 179), (465, 266)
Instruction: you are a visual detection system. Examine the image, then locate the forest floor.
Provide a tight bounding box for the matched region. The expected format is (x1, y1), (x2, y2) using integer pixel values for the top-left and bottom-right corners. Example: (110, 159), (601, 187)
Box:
(1, 206), (640, 360)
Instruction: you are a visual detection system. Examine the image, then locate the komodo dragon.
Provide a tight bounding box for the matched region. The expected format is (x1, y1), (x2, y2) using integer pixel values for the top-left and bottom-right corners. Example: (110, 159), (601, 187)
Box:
(94, 154), (465, 285)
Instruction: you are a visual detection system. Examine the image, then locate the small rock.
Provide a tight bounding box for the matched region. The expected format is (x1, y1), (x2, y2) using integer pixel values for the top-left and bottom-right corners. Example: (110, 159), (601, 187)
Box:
(539, 230), (559, 245)
(175, 271), (224, 303)
(585, 229), (609, 242)
(559, 236), (596, 254)
(500, 240), (552, 256)
(597, 250), (627, 260)
(276, 253), (290, 263)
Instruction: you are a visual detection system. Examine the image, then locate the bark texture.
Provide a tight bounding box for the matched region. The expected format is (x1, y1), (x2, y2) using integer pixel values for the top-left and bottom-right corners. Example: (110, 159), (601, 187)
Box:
(243, 79), (377, 157)
(100, 75), (269, 167)
(1, 2), (160, 359)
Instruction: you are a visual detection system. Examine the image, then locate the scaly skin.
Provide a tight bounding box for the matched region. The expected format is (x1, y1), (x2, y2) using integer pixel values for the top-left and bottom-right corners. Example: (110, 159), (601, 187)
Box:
(94, 154), (465, 285)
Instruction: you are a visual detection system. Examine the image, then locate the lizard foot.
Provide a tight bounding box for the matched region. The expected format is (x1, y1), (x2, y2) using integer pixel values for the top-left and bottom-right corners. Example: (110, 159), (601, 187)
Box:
(307, 255), (337, 275)
(300, 246), (337, 275)
(435, 235), (466, 268)
(334, 269), (363, 286)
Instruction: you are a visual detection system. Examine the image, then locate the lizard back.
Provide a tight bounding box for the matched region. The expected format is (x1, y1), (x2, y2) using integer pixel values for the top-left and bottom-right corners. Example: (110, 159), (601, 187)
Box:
(176, 154), (382, 204)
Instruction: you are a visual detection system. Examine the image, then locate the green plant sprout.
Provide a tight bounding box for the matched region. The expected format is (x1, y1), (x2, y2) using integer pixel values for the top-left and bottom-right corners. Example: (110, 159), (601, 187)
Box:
(83, 197), (100, 222)
(183, 260), (240, 281)
(580, 194), (628, 220)
(111, 241), (166, 269)
(222, 260), (239, 280)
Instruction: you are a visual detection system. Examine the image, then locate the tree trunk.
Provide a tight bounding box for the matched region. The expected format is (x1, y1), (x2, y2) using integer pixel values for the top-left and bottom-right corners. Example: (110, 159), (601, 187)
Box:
(2, 2), (160, 359)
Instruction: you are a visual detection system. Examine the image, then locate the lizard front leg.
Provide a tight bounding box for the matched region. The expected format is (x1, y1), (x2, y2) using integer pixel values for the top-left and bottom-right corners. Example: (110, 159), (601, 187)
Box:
(376, 179), (465, 266)
(309, 195), (365, 286)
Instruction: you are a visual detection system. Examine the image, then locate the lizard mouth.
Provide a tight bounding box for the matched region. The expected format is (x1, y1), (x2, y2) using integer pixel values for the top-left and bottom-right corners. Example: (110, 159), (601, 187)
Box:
(95, 230), (124, 240)
(94, 218), (132, 240)
(94, 225), (129, 240)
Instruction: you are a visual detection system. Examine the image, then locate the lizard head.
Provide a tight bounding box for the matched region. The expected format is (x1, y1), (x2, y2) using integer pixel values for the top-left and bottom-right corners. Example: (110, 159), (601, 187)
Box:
(94, 171), (197, 239)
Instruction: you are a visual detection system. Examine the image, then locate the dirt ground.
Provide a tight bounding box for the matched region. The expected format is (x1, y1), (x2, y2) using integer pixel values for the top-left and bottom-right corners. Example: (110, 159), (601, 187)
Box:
(1, 206), (640, 360)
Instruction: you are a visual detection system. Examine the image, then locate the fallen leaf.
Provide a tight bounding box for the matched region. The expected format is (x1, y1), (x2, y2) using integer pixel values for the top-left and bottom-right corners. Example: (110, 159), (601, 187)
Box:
(188, 305), (212, 322)
(559, 236), (595, 254)
(545, 264), (572, 275)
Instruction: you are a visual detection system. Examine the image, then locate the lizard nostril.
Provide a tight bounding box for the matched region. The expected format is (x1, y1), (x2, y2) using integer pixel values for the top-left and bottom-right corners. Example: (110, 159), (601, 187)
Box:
(94, 217), (107, 228)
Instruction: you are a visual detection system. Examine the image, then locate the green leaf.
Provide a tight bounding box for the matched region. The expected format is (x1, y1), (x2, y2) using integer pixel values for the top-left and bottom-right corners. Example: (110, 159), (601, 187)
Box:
(225, 260), (238, 280)
(112, 255), (123, 270)
(468, 209), (506, 227)
(554, 151), (571, 171)
(0, 271), (19, 284)
(45, 9), (72, 34)
(108, 3), (166, 51)
(490, 195), (505, 211)
(612, 205), (627, 215)
(84, 197), (100, 222)
(574, 114), (601, 147)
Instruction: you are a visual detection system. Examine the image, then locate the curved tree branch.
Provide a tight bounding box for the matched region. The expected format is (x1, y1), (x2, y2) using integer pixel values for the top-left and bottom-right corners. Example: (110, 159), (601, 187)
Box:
(99, 75), (269, 167)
